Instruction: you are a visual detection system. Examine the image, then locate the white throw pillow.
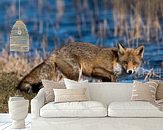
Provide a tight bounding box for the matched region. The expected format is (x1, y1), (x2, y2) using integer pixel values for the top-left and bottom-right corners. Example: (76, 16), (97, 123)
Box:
(131, 80), (159, 102)
(53, 88), (88, 103)
(42, 79), (65, 103)
(64, 78), (90, 99)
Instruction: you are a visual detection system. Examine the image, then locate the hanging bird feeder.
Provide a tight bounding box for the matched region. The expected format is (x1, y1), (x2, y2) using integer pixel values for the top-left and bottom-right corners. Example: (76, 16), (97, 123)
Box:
(10, 20), (29, 52)
(10, 0), (29, 52)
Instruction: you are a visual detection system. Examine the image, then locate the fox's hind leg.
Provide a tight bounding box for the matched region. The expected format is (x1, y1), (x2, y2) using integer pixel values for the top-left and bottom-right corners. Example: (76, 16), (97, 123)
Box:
(17, 62), (57, 93)
(92, 67), (117, 82)
(55, 57), (80, 81)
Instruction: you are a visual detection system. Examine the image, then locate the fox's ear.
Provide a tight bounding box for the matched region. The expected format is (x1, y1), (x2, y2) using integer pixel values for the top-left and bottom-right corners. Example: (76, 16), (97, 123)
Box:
(117, 43), (125, 55)
(135, 45), (144, 58)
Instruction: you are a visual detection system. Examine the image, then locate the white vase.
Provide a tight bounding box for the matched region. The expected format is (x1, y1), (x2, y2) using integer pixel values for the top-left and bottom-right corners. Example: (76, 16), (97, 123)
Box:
(8, 97), (29, 129)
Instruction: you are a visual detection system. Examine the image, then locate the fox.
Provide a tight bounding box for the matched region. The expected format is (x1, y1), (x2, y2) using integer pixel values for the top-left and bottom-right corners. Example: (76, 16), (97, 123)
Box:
(17, 42), (144, 93)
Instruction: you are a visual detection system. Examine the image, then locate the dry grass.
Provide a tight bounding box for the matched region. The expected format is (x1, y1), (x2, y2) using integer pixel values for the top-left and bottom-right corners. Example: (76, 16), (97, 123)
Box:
(112, 0), (163, 44)
(0, 48), (43, 78)
(0, 72), (36, 112)
(0, 48), (42, 113)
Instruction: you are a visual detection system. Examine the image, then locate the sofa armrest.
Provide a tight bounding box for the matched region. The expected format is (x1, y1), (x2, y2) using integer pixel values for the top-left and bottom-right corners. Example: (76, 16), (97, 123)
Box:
(31, 88), (45, 119)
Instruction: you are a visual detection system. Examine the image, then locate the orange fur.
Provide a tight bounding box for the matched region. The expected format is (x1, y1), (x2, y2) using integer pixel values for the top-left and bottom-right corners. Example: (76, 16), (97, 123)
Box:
(17, 42), (144, 93)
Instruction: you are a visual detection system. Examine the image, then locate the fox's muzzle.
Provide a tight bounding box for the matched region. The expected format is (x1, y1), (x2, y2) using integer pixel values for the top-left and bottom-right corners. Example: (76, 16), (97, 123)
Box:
(127, 69), (134, 74)
(126, 61), (135, 74)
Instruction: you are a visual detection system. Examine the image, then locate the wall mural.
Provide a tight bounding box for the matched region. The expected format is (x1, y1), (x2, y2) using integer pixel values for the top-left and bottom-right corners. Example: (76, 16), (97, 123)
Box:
(0, 0), (162, 112)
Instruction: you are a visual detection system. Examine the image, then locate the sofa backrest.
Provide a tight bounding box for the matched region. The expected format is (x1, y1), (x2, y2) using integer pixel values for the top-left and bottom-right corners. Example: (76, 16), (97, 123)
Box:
(88, 82), (132, 105)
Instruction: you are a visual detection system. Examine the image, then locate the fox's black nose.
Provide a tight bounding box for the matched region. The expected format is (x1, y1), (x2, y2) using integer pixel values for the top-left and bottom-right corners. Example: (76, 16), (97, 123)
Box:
(128, 70), (132, 74)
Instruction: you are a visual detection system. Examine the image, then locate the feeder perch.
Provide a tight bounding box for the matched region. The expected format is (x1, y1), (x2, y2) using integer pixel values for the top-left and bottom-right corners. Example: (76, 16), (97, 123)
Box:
(10, 20), (29, 52)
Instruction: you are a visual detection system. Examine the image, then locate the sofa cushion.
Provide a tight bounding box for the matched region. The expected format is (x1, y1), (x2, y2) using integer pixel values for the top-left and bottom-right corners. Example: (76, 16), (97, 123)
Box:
(40, 101), (107, 117)
(64, 78), (90, 99)
(131, 80), (159, 101)
(156, 82), (163, 100)
(108, 101), (163, 117)
(53, 88), (89, 103)
(42, 80), (66, 103)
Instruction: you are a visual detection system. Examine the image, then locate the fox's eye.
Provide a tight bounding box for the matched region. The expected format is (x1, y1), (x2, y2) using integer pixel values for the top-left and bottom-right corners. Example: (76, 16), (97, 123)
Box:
(133, 61), (138, 65)
(123, 61), (128, 64)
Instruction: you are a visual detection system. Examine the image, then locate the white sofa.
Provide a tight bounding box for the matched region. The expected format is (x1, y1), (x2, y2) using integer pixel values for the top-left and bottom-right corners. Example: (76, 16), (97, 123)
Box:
(31, 83), (163, 130)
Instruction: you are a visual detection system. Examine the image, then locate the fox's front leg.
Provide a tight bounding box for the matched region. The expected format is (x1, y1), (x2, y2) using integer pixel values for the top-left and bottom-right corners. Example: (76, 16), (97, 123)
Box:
(92, 67), (117, 82)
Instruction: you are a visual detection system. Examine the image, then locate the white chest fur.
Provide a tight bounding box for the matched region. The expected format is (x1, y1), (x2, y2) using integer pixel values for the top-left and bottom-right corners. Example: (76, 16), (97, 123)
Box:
(113, 63), (122, 76)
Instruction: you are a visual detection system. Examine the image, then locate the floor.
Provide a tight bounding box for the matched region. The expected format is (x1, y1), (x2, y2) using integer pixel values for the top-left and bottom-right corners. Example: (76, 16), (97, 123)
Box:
(0, 122), (31, 130)
(0, 113), (31, 130)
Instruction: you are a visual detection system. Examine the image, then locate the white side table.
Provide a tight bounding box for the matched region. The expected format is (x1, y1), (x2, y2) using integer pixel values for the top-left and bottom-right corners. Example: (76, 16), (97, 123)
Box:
(8, 97), (29, 129)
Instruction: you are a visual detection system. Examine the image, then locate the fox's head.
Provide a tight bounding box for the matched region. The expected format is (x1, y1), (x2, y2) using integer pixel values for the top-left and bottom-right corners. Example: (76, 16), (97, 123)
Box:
(117, 43), (144, 74)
